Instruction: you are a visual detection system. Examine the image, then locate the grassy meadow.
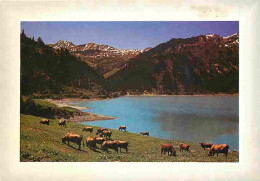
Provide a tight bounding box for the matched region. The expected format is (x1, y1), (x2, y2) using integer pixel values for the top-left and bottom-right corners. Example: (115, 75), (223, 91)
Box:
(20, 114), (239, 162)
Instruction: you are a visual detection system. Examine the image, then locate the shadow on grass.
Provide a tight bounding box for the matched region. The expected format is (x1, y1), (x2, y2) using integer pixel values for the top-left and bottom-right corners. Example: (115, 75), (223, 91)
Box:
(65, 144), (88, 153)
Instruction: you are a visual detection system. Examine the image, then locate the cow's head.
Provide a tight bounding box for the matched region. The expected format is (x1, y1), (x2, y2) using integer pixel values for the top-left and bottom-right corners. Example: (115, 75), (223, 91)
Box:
(208, 149), (213, 156)
(62, 137), (66, 143)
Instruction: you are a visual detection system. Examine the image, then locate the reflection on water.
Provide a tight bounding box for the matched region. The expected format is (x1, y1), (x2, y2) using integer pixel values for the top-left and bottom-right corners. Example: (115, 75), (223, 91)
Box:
(71, 96), (239, 150)
(156, 112), (238, 144)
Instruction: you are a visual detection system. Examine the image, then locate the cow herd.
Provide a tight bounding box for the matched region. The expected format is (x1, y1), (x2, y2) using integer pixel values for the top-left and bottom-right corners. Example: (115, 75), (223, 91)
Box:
(62, 125), (129, 153)
(160, 142), (234, 158)
(40, 118), (235, 158)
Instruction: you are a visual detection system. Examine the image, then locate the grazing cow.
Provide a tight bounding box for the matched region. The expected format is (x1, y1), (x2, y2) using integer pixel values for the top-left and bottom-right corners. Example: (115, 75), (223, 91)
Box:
(101, 141), (119, 153)
(96, 128), (108, 135)
(180, 143), (190, 152)
(82, 126), (93, 133)
(199, 142), (213, 150)
(95, 137), (107, 145)
(140, 132), (149, 136)
(100, 130), (112, 139)
(208, 144), (232, 158)
(58, 119), (66, 127)
(62, 133), (83, 150)
(85, 136), (96, 149)
(114, 140), (129, 152)
(39, 119), (49, 125)
(119, 126), (126, 131)
(161, 143), (176, 156)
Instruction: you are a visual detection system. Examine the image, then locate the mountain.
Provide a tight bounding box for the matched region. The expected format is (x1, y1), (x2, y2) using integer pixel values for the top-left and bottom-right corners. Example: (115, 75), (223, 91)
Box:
(48, 41), (149, 77)
(109, 33), (239, 95)
(21, 32), (110, 98)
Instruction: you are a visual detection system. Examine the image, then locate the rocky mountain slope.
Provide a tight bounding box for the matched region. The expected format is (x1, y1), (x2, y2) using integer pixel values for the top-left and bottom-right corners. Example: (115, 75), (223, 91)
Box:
(48, 41), (151, 76)
(109, 33), (239, 95)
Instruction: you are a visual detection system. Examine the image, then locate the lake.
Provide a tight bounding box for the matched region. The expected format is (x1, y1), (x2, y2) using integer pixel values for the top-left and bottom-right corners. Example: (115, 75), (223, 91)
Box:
(69, 96), (239, 150)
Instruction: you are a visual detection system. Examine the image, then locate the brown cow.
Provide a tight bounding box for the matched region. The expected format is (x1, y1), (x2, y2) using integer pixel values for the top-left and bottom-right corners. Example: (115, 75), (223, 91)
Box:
(96, 128), (108, 135)
(114, 140), (129, 152)
(140, 132), (149, 136)
(85, 136), (96, 149)
(100, 130), (112, 139)
(39, 119), (49, 125)
(208, 144), (232, 158)
(101, 141), (118, 153)
(161, 143), (176, 156)
(62, 133), (83, 150)
(95, 137), (107, 145)
(180, 143), (190, 152)
(199, 142), (213, 150)
(119, 126), (126, 131)
(58, 119), (66, 127)
(82, 126), (93, 133)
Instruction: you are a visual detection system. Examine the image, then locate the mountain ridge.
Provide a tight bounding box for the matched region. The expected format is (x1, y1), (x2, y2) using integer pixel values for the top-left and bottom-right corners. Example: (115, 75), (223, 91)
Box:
(48, 41), (151, 77)
(109, 33), (239, 95)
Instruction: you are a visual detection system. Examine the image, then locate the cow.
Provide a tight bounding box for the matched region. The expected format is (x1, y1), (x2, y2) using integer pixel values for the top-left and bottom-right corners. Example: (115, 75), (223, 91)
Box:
(114, 140), (129, 152)
(39, 119), (49, 125)
(95, 137), (107, 145)
(199, 142), (213, 150)
(82, 126), (93, 133)
(161, 143), (176, 156)
(100, 130), (112, 139)
(180, 143), (190, 152)
(62, 133), (83, 150)
(96, 128), (108, 135)
(119, 126), (126, 131)
(58, 119), (66, 127)
(85, 136), (96, 149)
(208, 144), (233, 158)
(101, 141), (119, 153)
(140, 132), (149, 136)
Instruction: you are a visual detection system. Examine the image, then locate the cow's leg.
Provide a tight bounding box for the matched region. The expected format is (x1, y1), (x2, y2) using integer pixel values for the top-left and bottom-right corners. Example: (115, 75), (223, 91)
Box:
(68, 141), (70, 145)
(217, 153), (218, 157)
(126, 147), (128, 153)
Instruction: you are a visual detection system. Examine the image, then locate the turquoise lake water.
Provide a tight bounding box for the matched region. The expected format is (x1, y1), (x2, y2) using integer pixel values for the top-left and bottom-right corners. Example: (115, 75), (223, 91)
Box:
(69, 96), (239, 150)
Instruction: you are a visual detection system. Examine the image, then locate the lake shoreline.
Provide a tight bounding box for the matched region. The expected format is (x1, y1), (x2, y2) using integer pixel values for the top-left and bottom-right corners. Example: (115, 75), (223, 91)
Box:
(45, 99), (116, 122)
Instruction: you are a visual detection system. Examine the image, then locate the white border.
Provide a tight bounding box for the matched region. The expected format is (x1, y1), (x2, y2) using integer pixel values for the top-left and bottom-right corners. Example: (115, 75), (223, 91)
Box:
(1, 0), (260, 180)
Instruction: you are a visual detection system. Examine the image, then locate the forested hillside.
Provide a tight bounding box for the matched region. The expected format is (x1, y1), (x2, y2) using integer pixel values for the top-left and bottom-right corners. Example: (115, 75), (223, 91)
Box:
(20, 31), (111, 98)
(109, 34), (239, 95)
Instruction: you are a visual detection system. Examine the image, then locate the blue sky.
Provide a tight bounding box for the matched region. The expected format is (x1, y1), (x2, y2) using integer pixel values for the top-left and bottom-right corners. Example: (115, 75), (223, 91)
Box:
(21, 21), (239, 49)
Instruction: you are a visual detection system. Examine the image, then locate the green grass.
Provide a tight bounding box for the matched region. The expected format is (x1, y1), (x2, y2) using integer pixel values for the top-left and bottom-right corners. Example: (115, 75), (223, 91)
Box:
(20, 114), (239, 162)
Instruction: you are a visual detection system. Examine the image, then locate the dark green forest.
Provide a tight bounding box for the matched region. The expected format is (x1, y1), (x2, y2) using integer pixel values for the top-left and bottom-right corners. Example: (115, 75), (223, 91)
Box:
(20, 31), (111, 98)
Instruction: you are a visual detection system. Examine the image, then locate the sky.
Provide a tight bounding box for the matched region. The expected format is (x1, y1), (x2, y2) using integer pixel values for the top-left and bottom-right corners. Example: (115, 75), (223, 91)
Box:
(21, 21), (239, 50)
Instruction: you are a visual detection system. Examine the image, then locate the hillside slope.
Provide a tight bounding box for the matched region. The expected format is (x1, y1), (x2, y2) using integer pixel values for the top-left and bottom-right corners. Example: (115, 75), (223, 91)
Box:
(21, 32), (110, 98)
(110, 33), (239, 95)
(20, 114), (239, 162)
